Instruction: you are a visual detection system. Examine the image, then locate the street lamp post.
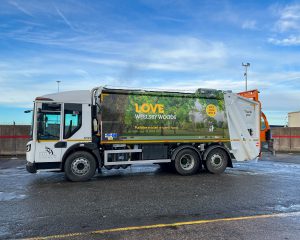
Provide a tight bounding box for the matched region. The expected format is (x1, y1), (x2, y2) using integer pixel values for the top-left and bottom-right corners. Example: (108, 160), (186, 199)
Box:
(56, 81), (61, 93)
(242, 63), (250, 91)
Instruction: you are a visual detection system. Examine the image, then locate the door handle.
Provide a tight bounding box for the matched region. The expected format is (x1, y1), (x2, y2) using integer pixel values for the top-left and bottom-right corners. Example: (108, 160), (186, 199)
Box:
(54, 141), (67, 148)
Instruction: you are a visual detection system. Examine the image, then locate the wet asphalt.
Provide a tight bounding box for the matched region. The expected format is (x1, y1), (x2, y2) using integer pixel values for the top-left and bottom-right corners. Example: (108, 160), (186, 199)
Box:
(0, 153), (300, 240)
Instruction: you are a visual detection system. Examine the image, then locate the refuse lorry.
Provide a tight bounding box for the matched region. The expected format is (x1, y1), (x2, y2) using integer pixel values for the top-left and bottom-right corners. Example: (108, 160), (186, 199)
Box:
(25, 87), (270, 181)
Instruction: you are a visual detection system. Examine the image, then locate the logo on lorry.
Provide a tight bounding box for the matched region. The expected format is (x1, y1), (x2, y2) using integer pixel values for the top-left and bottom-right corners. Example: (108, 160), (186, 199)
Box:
(135, 103), (164, 114)
(45, 147), (53, 155)
(206, 104), (217, 117)
(39, 146), (57, 160)
(134, 102), (176, 120)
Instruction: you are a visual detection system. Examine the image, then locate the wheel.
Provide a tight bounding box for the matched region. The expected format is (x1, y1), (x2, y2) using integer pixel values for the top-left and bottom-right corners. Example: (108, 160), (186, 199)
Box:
(205, 148), (228, 174)
(174, 149), (200, 175)
(65, 151), (96, 182)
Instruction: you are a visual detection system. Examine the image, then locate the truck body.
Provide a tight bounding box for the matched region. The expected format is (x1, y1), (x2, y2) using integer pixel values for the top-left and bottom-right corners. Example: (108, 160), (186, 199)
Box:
(26, 87), (267, 181)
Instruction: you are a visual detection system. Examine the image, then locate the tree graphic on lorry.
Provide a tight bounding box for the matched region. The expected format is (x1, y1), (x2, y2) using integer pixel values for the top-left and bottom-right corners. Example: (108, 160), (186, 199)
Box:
(101, 90), (229, 141)
(124, 93), (195, 136)
(101, 92), (128, 135)
(193, 90), (229, 138)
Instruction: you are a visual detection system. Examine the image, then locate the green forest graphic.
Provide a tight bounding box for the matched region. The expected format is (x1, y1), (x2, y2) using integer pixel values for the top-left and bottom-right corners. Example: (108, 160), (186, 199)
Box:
(101, 91), (229, 141)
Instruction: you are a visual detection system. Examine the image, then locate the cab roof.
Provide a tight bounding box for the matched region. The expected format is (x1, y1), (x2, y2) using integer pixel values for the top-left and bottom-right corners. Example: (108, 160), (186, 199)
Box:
(36, 90), (91, 104)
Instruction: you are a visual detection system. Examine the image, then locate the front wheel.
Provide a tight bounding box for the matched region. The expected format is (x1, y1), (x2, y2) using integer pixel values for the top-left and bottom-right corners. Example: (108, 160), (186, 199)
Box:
(205, 148), (228, 174)
(65, 151), (96, 182)
(174, 149), (200, 175)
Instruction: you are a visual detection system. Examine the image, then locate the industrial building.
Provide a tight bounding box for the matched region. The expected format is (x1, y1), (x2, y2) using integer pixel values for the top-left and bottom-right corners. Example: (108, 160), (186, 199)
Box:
(288, 111), (300, 127)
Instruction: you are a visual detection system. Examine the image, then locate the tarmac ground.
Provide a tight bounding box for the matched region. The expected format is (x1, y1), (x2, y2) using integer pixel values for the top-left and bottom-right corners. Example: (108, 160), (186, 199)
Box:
(0, 152), (300, 240)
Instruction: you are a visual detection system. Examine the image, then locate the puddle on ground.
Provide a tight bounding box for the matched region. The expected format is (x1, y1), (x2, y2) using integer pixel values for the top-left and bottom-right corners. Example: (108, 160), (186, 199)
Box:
(274, 204), (300, 212)
(0, 192), (26, 201)
(0, 226), (10, 238)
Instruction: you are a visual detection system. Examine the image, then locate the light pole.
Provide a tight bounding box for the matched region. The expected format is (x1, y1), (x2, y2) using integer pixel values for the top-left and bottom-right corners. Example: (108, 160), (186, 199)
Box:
(56, 81), (61, 93)
(242, 62), (250, 91)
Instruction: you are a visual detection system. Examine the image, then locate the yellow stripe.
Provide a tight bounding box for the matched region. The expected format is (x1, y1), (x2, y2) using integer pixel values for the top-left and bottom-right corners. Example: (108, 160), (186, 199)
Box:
(65, 139), (91, 142)
(101, 139), (230, 144)
(230, 139), (260, 142)
(91, 214), (275, 234)
(38, 139), (259, 144)
(38, 139), (91, 143)
(22, 212), (300, 240)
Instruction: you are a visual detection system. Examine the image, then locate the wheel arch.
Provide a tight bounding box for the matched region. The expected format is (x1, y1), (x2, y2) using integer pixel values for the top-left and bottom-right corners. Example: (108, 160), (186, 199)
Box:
(171, 145), (202, 162)
(61, 143), (102, 171)
(203, 144), (233, 168)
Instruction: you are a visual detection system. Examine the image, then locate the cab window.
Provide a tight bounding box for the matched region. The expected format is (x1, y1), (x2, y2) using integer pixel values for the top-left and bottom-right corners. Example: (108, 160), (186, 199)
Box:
(37, 103), (61, 140)
(64, 103), (82, 139)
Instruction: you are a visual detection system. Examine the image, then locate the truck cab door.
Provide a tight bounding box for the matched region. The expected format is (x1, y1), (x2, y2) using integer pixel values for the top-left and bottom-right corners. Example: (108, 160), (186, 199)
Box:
(34, 102), (63, 164)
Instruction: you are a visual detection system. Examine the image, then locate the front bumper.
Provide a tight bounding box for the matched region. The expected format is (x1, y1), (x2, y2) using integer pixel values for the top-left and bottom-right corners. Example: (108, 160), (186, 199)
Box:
(26, 161), (37, 173)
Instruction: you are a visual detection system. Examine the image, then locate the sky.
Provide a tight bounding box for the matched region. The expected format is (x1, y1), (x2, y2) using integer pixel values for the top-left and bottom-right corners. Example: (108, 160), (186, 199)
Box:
(0, 0), (300, 125)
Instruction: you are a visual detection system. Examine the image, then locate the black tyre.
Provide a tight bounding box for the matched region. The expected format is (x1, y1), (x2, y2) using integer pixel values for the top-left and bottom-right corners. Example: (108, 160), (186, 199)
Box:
(65, 151), (96, 182)
(205, 148), (228, 174)
(174, 149), (200, 175)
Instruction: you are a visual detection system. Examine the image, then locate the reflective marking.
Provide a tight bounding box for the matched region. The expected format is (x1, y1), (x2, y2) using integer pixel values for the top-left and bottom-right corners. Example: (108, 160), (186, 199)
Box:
(272, 135), (300, 139)
(101, 139), (259, 144)
(22, 211), (300, 240)
(38, 140), (91, 143)
(0, 135), (29, 139)
(101, 139), (230, 144)
(64, 139), (91, 142)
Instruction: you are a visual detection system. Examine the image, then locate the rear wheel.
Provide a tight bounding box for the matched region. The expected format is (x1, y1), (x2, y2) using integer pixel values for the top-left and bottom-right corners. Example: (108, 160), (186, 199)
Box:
(65, 151), (96, 182)
(174, 149), (200, 175)
(205, 148), (228, 174)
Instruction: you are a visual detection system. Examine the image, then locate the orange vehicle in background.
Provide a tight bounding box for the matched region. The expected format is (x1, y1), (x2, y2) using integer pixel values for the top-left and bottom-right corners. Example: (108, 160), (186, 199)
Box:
(238, 90), (270, 143)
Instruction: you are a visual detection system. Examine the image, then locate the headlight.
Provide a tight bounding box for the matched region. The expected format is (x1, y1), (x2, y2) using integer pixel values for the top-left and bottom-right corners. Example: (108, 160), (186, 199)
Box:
(26, 144), (31, 152)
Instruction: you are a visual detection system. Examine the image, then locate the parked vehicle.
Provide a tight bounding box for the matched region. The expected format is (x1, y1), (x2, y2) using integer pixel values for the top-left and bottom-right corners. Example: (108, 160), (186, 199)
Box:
(26, 87), (269, 181)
